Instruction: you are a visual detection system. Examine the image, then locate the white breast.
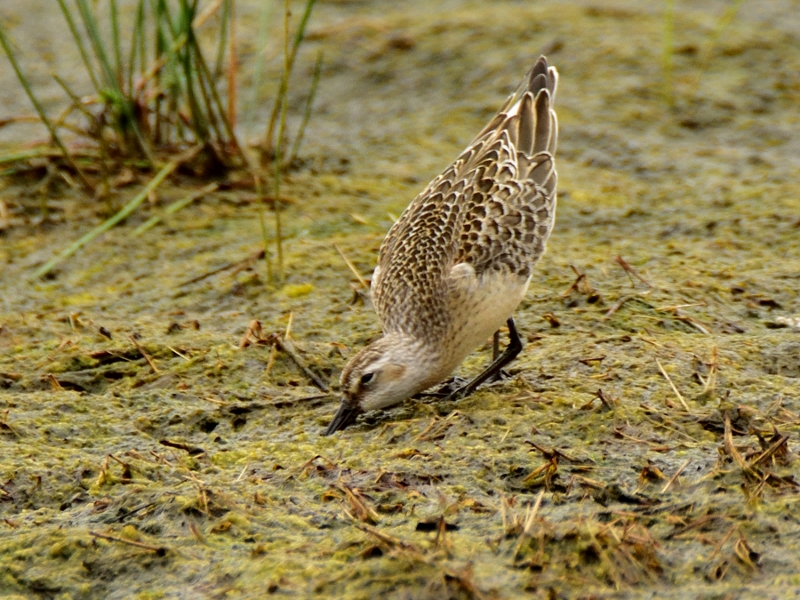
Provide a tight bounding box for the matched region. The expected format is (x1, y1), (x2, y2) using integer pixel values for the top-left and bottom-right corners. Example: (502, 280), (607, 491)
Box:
(443, 263), (530, 372)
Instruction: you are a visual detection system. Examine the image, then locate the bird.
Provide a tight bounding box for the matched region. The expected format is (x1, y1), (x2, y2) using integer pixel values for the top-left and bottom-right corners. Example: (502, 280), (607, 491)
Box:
(324, 56), (558, 435)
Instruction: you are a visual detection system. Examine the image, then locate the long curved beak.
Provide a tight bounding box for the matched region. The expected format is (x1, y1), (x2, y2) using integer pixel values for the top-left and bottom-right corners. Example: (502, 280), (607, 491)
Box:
(323, 402), (361, 435)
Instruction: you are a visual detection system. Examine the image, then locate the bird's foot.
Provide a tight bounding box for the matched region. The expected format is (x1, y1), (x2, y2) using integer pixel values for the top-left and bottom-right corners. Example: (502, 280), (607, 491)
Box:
(488, 368), (512, 383)
(444, 369), (514, 401)
(416, 376), (470, 400)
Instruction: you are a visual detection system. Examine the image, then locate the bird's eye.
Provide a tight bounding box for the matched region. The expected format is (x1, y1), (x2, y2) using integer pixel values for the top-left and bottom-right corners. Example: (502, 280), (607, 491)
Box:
(360, 372), (375, 386)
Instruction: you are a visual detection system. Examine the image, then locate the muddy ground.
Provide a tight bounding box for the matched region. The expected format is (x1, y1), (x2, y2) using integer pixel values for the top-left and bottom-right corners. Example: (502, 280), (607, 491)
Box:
(1, 0), (800, 598)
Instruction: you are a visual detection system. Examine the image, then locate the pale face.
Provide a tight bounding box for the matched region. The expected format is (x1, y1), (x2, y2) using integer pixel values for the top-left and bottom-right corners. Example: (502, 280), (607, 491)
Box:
(323, 334), (437, 435)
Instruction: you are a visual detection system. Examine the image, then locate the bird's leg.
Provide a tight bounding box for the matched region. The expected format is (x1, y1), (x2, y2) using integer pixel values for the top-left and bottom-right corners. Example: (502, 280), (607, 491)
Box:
(447, 317), (523, 400)
(488, 329), (509, 382)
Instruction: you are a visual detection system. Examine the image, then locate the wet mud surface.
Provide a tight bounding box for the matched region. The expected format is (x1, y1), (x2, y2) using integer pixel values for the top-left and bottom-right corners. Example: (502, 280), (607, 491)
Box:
(1, 0), (800, 598)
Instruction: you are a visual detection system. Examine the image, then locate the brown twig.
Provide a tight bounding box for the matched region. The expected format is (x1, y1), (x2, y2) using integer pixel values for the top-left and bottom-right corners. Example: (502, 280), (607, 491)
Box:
(334, 243), (369, 290)
(351, 521), (425, 556)
(707, 524), (736, 560)
(723, 414), (758, 478)
(129, 335), (159, 373)
(615, 255), (653, 288)
(660, 458), (690, 493)
(89, 531), (166, 555)
(603, 295), (635, 319)
(180, 249), (266, 287)
(338, 483), (379, 524)
(580, 388), (614, 410)
(655, 358), (689, 412)
(562, 265), (593, 297)
(749, 434), (789, 468)
(239, 319), (328, 391)
(614, 427), (670, 451)
(275, 337), (329, 392)
(666, 514), (720, 540)
(239, 320), (263, 349)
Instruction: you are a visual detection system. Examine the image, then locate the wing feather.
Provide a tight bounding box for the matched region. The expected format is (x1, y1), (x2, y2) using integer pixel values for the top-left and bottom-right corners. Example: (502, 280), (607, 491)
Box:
(372, 56), (559, 340)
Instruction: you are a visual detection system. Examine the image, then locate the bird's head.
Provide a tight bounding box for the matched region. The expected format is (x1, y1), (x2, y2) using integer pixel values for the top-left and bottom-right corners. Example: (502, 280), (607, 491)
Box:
(323, 334), (435, 435)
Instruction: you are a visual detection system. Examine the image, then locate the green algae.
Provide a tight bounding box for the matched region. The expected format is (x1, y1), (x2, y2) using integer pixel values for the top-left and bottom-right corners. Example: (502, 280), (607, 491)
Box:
(2, 0), (800, 598)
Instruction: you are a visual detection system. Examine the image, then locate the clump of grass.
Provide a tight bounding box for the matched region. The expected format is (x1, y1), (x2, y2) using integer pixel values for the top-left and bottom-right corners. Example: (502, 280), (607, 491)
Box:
(0, 0), (321, 282)
(1, 0), (246, 188)
(260, 0), (320, 282)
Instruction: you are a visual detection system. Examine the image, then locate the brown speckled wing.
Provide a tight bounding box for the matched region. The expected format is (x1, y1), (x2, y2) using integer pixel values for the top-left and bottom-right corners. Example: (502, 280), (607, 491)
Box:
(454, 149), (556, 280)
(372, 56), (558, 338)
(372, 163), (467, 339)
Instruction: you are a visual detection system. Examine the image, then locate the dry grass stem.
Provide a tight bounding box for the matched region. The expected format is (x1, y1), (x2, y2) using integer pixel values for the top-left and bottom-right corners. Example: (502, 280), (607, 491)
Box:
(129, 335), (159, 374)
(615, 255), (653, 288)
(655, 358), (690, 412)
(181, 249), (266, 287)
(707, 524), (737, 561)
(334, 244), (369, 289)
(723, 414), (758, 478)
(89, 531), (166, 554)
(513, 489), (545, 559)
(275, 337), (328, 392)
(749, 434), (789, 468)
(660, 459), (690, 493)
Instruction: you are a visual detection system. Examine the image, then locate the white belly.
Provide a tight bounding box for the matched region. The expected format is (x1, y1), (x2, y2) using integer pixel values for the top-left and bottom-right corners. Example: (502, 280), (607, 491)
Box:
(444, 264), (530, 372)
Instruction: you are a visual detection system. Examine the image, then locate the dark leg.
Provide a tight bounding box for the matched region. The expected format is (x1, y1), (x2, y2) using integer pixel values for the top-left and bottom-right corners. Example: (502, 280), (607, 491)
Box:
(489, 329), (505, 383)
(447, 317), (524, 401)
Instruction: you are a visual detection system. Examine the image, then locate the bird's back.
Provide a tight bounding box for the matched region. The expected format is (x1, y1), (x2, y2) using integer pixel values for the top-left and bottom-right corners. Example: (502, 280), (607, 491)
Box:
(372, 57), (559, 345)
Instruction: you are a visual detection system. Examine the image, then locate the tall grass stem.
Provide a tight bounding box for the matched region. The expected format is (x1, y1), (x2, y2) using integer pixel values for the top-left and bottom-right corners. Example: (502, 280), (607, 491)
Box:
(0, 23), (94, 191)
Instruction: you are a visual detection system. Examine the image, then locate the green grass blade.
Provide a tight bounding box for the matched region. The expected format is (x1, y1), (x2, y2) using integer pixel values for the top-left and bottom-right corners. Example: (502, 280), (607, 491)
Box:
(271, 0), (293, 281)
(137, 0), (147, 80)
(288, 50), (322, 165)
(289, 0), (317, 65)
(31, 153), (191, 279)
(699, 0), (747, 67)
(133, 182), (218, 236)
(246, 0), (272, 126)
(214, 0), (231, 80)
(0, 149), (62, 165)
(226, 0), (237, 132)
(152, 0), (186, 143)
(0, 22), (94, 191)
(56, 0), (101, 93)
(154, 0), (178, 38)
(75, 0), (155, 162)
(53, 73), (113, 192)
(265, 0), (317, 156)
(110, 0), (123, 86)
(128, 0), (146, 95)
(190, 27), (248, 164)
(74, 0), (116, 89)
(255, 174), (273, 285)
(178, 0), (209, 142)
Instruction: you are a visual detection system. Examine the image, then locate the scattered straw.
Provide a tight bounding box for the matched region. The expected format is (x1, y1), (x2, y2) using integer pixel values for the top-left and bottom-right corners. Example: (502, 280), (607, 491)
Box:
(615, 255), (653, 288)
(660, 458), (690, 493)
(334, 244), (369, 289)
(129, 335), (159, 374)
(655, 358), (690, 412)
(512, 489), (545, 560)
(90, 531), (166, 555)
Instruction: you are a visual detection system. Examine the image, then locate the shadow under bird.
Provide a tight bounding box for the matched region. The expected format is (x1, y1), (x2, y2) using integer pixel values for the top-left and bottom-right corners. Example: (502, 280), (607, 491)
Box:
(325, 56), (559, 435)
